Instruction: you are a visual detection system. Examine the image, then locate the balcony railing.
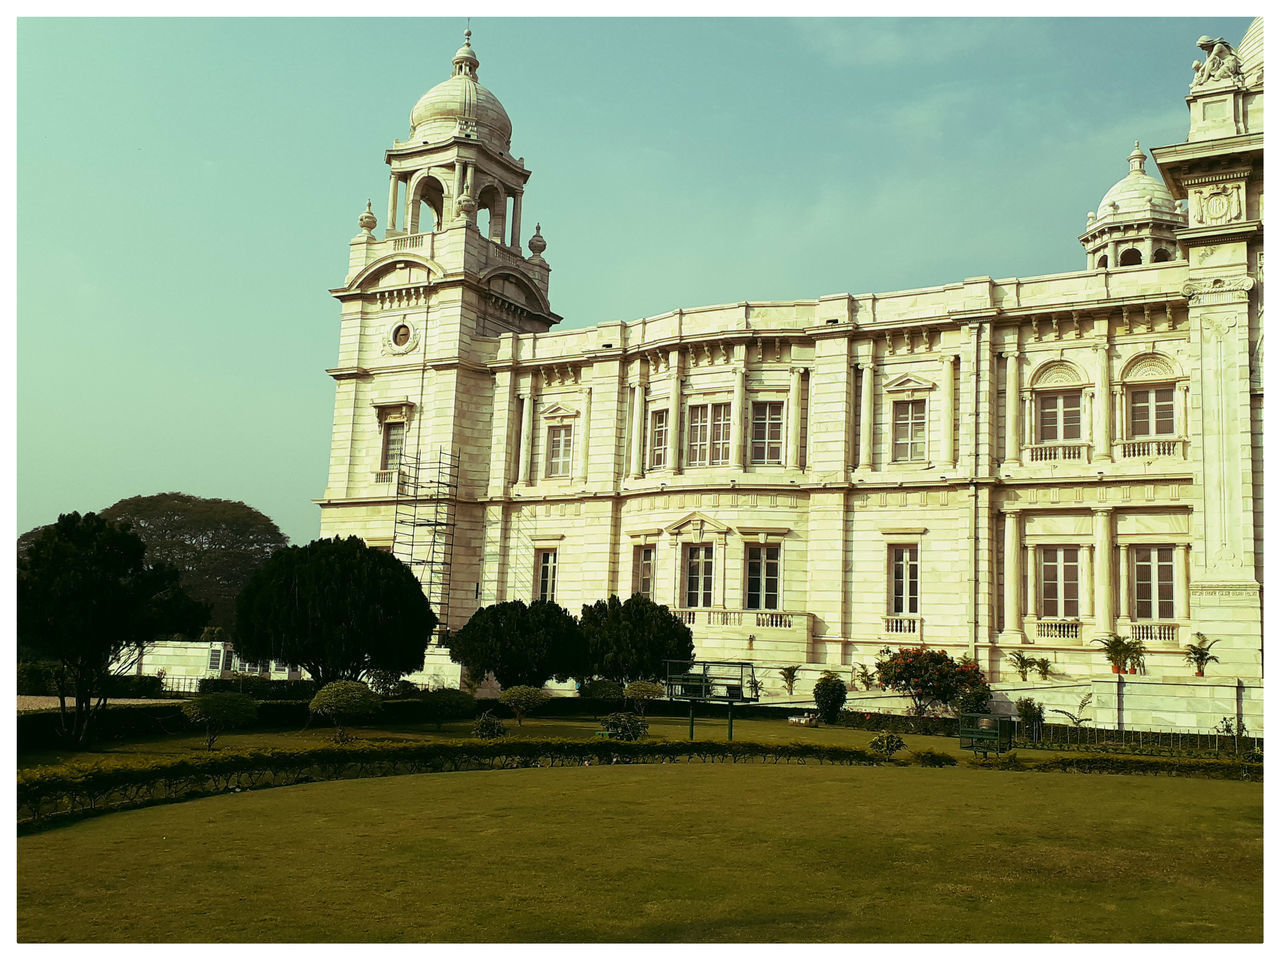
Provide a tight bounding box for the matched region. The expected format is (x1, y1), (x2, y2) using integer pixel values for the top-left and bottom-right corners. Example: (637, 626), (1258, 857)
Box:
(1118, 438), (1186, 459)
(883, 615), (921, 636)
(373, 470), (398, 485)
(1027, 442), (1091, 463)
(392, 233), (428, 251)
(673, 608), (803, 631)
(1035, 618), (1082, 641)
(1129, 621), (1180, 645)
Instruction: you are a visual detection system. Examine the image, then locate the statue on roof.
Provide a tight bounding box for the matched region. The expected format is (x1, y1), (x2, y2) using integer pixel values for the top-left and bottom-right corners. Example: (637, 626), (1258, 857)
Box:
(1192, 35), (1243, 86)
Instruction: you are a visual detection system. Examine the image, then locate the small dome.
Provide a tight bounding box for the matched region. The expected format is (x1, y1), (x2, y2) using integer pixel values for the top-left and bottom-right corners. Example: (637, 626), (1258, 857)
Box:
(1238, 18), (1263, 81)
(1094, 142), (1179, 222)
(407, 31), (512, 150)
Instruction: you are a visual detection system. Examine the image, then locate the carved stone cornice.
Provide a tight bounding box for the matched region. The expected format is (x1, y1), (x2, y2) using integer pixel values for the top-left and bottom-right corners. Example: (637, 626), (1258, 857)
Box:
(1181, 276), (1255, 305)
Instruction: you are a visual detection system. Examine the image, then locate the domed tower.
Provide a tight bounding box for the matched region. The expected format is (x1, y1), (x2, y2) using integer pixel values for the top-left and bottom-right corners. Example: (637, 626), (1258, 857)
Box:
(1079, 142), (1187, 269)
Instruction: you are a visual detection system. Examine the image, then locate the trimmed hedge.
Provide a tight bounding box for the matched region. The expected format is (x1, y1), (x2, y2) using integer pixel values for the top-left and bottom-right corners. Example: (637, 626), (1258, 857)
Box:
(198, 677), (317, 700)
(835, 709), (959, 737)
(16, 739), (1260, 832)
(17, 665), (164, 699)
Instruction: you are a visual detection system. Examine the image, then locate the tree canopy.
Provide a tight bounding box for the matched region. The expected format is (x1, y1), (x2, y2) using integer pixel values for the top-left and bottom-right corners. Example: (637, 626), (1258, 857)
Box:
(447, 599), (583, 688)
(17, 512), (208, 743)
(234, 536), (436, 688)
(19, 492), (289, 635)
(580, 594), (694, 683)
(875, 647), (991, 716)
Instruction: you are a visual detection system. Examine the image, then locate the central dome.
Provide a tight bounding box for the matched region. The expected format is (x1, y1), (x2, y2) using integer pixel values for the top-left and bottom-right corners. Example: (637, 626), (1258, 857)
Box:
(408, 32), (512, 150)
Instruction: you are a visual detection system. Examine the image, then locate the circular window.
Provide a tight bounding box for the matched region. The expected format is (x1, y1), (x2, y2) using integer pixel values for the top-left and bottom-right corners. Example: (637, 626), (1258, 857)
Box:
(385, 319), (420, 355)
(392, 324), (411, 346)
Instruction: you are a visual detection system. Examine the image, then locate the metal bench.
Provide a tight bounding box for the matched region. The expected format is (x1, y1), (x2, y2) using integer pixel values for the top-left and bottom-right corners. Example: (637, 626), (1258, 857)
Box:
(958, 713), (1005, 757)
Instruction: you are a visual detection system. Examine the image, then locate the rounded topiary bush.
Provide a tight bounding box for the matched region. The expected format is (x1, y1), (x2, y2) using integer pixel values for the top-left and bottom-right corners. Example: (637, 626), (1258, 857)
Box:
(181, 692), (258, 750)
(600, 712), (649, 741)
(869, 732), (906, 758)
(812, 674), (848, 724)
(309, 681), (381, 742)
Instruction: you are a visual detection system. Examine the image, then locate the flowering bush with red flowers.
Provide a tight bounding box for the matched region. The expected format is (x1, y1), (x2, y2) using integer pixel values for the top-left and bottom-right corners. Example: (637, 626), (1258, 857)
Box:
(875, 647), (992, 716)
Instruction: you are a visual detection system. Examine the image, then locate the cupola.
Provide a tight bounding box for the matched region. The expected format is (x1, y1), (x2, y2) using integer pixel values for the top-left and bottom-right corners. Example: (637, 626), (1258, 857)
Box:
(1079, 142), (1187, 269)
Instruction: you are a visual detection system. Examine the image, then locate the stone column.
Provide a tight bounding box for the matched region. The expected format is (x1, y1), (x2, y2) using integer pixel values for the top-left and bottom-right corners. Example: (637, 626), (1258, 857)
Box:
(629, 382), (645, 478)
(1003, 352), (1020, 463)
(1118, 543), (1131, 622)
(519, 386), (535, 486)
(668, 537), (684, 609)
(1026, 544), (1038, 632)
(1080, 546), (1094, 619)
(510, 192), (523, 251)
(1094, 344), (1113, 461)
(858, 361), (874, 469)
(386, 174), (400, 234)
(1000, 510), (1024, 641)
(1175, 544), (1190, 620)
(577, 387), (592, 484)
(1112, 386), (1125, 445)
(1020, 390), (1033, 465)
(1093, 509), (1114, 636)
(731, 364), (746, 468)
(667, 348), (682, 474)
(714, 531), (729, 608)
(940, 354), (956, 467)
(1177, 383), (1190, 441)
(786, 367), (804, 470)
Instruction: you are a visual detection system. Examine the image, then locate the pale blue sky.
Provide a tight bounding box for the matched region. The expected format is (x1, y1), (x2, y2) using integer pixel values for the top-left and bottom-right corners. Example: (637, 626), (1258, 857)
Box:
(16, 17), (1255, 545)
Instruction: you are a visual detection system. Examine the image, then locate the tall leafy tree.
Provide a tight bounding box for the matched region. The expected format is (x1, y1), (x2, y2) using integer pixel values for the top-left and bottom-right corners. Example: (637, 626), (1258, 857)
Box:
(580, 594), (694, 684)
(17, 512), (209, 744)
(234, 536), (436, 687)
(447, 599), (583, 688)
(18, 492), (288, 635)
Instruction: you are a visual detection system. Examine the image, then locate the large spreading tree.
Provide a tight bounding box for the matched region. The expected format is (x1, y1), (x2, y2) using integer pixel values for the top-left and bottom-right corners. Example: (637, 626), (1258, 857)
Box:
(19, 492), (288, 635)
(233, 536), (436, 687)
(17, 512), (209, 743)
(580, 594), (694, 684)
(447, 599), (584, 688)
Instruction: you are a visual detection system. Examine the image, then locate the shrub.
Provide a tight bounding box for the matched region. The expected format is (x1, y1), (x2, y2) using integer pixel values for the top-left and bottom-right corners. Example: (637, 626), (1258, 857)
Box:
(472, 710), (506, 739)
(600, 712), (649, 741)
(197, 676), (317, 700)
(623, 680), (665, 716)
(910, 749), (958, 767)
(812, 673), (847, 724)
(365, 669), (408, 697)
(180, 693), (258, 750)
(16, 661), (60, 696)
(420, 688), (477, 729)
(778, 665), (801, 696)
(1015, 697), (1045, 742)
(309, 681), (381, 742)
(579, 678), (624, 700)
(868, 732), (906, 758)
(101, 674), (164, 699)
(497, 686), (550, 726)
(876, 647), (991, 716)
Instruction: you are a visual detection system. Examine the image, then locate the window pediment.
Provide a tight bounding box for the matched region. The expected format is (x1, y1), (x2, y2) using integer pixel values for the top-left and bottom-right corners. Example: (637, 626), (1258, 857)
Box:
(540, 402), (579, 421)
(665, 511), (732, 539)
(884, 374), (936, 393)
(1030, 360), (1085, 390)
(372, 398), (415, 428)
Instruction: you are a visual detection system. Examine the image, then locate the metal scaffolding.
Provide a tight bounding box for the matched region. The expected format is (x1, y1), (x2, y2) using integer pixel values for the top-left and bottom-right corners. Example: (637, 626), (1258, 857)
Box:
(392, 447), (459, 640)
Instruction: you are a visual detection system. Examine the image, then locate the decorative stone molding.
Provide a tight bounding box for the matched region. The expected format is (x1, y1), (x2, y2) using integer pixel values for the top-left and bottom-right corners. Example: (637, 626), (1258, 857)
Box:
(1029, 359), (1085, 388)
(539, 402), (579, 422)
(1120, 353), (1180, 382)
(1181, 276), (1254, 305)
(372, 398), (415, 429)
(384, 317), (421, 355)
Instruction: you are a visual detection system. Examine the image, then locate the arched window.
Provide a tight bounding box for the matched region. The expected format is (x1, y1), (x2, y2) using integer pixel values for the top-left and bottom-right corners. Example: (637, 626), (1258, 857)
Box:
(1119, 354), (1184, 458)
(477, 184), (505, 243)
(1029, 361), (1087, 460)
(1153, 248), (1174, 263)
(1097, 254), (1109, 269)
(1119, 248), (1143, 266)
(410, 176), (444, 233)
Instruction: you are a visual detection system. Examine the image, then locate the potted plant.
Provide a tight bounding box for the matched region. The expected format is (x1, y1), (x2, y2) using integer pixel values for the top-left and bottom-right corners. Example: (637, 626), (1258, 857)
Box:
(1092, 633), (1127, 674)
(1125, 638), (1146, 675)
(1006, 650), (1034, 681)
(1183, 632), (1222, 677)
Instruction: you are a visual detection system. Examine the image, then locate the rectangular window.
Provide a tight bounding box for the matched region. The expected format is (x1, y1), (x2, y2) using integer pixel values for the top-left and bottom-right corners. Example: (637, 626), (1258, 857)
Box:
(208, 648), (222, 671)
(709, 403), (731, 464)
(892, 400), (927, 462)
(751, 401), (783, 463)
(634, 546), (655, 599)
(685, 545), (713, 608)
(1039, 546), (1080, 618)
(649, 409), (668, 469)
(1133, 546), (1174, 620)
(1038, 393), (1082, 442)
(745, 545), (781, 610)
(687, 405), (710, 466)
(1130, 387), (1176, 437)
(381, 421), (405, 471)
(546, 425), (573, 477)
(890, 545), (919, 615)
(536, 549), (558, 603)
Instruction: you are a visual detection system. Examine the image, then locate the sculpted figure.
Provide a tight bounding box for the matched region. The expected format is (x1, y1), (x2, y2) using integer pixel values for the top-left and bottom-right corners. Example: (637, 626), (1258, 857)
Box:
(1192, 35), (1242, 85)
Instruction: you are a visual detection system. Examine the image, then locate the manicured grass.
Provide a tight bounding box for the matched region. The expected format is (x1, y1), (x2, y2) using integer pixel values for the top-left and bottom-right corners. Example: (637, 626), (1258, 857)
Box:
(17, 714), (973, 769)
(17, 763), (1261, 942)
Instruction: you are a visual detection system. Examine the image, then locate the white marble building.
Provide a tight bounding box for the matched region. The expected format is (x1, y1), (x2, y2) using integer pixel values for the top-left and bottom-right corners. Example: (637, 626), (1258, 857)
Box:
(315, 24), (1265, 730)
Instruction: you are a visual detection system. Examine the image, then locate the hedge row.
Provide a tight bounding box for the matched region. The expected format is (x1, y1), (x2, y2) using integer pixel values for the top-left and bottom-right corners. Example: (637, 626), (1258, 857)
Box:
(835, 710), (960, 737)
(197, 677), (318, 700)
(968, 750), (1262, 780)
(17, 739), (883, 829)
(17, 664), (165, 699)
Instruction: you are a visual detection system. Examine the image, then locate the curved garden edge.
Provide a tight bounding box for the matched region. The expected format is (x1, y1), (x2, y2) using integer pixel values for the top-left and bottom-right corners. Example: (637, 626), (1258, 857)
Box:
(17, 738), (1261, 834)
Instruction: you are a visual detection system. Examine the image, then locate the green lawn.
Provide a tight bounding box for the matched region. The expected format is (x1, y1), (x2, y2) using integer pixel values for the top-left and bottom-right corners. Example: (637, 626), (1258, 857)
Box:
(18, 714), (973, 769)
(16, 762), (1261, 942)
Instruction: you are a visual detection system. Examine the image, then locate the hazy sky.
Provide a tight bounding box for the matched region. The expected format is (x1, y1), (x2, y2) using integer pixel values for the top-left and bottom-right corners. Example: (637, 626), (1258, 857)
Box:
(16, 16), (1256, 546)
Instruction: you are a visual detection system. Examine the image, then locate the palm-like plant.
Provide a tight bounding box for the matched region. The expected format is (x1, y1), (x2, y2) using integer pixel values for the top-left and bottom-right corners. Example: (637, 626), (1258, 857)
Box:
(1091, 633), (1128, 671)
(1125, 638), (1147, 673)
(1006, 650), (1035, 681)
(1183, 632), (1222, 676)
(778, 664), (801, 696)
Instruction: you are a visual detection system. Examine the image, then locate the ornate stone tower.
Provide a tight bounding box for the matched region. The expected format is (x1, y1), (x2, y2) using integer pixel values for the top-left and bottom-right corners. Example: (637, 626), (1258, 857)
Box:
(1079, 142), (1187, 269)
(318, 31), (560, 676)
